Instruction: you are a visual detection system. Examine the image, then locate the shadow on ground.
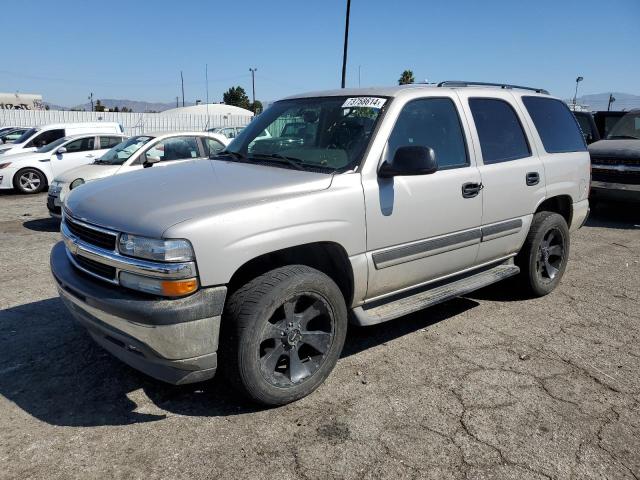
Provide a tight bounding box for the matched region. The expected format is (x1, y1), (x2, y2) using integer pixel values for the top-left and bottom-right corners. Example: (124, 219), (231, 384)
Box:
(0, 294), (479, 427)
(22, 217), (60, 232)
(585, 199), (640, 230)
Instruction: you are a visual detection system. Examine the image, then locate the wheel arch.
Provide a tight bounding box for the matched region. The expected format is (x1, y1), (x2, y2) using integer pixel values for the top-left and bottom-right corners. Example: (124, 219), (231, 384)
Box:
(227, 241), (355, 307)
(535, 194), (572, 227)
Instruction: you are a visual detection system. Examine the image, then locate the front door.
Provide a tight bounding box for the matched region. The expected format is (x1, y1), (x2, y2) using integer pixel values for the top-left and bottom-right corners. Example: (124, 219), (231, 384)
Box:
(50, 136), (97, 177)
(362, 95), (483, 300)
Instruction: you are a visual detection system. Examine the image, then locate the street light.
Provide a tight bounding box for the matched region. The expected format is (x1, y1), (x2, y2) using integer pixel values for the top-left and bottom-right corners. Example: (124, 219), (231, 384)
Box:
(249, 67), (257, 112)
(572, 76), (584, 108)
(340, 0), (351, 88)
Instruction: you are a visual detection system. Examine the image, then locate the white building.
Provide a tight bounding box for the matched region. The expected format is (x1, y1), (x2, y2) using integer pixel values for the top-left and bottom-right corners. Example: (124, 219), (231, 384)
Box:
(161, 103), (254, 118)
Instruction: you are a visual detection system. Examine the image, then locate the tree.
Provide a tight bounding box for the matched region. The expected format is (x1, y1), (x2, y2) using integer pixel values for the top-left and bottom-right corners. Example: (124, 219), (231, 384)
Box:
(112, 106), (120, 112)
(94, 100), (106, 112)
(250, 100), (263, 114)
(223, 86), (251, 110)
(398, 70), (415, 85)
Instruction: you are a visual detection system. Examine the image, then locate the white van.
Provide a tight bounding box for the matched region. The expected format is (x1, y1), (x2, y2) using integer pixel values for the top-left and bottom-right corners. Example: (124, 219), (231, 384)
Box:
(0, 122), (124, 157)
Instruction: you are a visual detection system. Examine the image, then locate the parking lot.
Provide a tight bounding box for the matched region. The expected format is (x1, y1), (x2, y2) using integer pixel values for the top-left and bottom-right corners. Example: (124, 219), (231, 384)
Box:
(0, 191), (638, 479)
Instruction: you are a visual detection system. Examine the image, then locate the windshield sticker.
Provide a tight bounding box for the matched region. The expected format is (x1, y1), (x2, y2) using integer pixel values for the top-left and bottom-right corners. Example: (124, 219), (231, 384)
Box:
(342, 97), (387, 109)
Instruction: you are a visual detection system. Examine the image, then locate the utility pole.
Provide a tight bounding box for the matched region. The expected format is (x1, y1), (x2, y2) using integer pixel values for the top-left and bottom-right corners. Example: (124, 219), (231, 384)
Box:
(607, 93), (616, 111)
(176, 96), (179, 108)
(249, 67), (257, 112)
(341, 0), (351, 88)
(88, 92), (94, 112)
(358, 65), (361, 88)
(180, 71), (185, 107)
(572, 76), (583, 108)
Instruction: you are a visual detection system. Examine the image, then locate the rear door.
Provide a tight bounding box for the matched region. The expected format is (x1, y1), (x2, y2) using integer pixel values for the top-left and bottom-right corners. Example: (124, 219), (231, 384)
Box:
(50, 136), (98, 177)
(456, 91), (545, 264)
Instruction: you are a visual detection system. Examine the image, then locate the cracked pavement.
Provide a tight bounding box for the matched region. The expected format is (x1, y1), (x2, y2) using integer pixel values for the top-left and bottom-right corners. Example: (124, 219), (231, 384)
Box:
(0, 191), (639, 479)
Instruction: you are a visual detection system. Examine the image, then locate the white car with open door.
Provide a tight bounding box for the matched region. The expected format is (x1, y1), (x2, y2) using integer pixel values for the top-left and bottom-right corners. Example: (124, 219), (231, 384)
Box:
(47, 131), (229, 218)
(0, 133), (127, 194)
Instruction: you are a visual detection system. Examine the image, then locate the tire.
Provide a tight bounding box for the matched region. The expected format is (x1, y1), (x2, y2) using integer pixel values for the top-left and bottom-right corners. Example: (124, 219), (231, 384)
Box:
(13, 168), (47, 194)
(516, 212), (570, 297)
(220, 265), (348, 406)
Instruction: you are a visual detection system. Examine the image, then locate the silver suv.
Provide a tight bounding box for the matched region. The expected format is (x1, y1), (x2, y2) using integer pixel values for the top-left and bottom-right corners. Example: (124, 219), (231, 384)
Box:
(50, 82), (591, 405)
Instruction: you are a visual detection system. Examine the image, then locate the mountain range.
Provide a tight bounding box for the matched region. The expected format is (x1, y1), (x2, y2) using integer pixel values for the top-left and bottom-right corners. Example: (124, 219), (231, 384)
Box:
(45, 99), (195, 113)
(570, 92), (640, 111)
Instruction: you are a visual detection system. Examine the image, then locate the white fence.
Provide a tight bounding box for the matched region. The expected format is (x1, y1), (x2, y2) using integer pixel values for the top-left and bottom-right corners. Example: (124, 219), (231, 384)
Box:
(0, 109), (253, 135)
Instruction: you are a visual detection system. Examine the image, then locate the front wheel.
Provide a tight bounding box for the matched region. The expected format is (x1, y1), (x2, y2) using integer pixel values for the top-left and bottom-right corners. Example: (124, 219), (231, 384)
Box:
(14, 168), (47, 194)
(516, 212), (570, 297)
(220, 265), (348, 406)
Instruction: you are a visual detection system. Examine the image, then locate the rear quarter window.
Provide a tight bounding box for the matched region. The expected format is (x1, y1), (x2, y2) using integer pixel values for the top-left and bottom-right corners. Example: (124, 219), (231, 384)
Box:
(522, 96), (586, 153)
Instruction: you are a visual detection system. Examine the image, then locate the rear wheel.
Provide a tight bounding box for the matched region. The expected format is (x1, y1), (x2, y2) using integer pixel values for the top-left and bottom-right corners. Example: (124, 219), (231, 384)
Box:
(516, 212), (570, 297)
(14, 168), (47, 194)
(221, 265), (348, 406)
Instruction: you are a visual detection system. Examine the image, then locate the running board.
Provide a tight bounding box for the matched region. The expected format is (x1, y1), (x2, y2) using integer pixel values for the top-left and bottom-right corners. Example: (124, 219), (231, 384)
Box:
(351, 263), (520, 326)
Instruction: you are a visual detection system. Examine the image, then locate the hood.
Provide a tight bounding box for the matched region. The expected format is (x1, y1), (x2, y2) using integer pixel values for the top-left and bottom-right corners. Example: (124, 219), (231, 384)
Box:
(0, 150), (48, 164)
(64, 159), (333, 238)
(588, 139), (640, 160)
(54, 163), (121, 184)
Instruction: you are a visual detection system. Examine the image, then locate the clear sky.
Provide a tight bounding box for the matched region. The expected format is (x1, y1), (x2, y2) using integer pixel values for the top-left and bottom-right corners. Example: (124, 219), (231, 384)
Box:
(1, 0), (638, 107)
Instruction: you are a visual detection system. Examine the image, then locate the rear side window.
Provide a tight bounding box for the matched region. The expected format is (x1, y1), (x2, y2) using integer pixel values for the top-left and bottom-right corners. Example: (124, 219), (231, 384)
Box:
(100, 136), (124, 149)
(469, 98), (530, 164)
(522, 96), (586, 153)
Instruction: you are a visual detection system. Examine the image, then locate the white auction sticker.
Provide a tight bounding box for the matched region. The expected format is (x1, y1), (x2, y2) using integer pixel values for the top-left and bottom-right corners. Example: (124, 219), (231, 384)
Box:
(342, 97), (387, 109)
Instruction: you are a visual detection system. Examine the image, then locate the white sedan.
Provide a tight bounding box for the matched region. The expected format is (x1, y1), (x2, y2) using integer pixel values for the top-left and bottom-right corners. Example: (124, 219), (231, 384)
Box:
(47, 131), (229, 218)
(0, 133), (127, 194)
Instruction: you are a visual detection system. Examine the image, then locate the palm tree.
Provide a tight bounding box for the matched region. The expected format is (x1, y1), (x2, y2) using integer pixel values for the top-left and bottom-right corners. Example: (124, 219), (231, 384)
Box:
(398, 70), (415, 85)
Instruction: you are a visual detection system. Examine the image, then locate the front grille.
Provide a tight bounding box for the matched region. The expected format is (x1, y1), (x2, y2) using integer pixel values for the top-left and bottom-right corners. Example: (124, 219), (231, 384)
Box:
(592, 169), (640, 185)
(591, 156), (640, 167)
(73, 254), (117, 280)
(65, 216), (117, 251)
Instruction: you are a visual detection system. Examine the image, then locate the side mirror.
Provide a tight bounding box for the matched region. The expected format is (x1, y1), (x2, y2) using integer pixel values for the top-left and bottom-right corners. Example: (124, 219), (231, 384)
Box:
(144, 155), (161, 168)
(378, 146), (437, 178)
(56, 147), (67, 154)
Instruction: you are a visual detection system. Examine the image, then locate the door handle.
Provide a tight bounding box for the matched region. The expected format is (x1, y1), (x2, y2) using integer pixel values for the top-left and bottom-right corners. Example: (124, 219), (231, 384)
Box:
(462, 182), (483, 198)
(526, 172), (540, 186)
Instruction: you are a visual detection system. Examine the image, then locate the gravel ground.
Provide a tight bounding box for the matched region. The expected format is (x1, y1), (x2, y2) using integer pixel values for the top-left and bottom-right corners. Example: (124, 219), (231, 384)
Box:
(1, 190), (639, 480)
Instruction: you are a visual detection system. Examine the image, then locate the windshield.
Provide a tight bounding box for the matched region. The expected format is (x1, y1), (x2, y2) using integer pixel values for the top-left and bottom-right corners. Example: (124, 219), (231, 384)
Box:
(97, 136), (154, 165)
(37, 136), (69, 153)
(13, 127), (38, 144)
(223, 96), (387, 172)
(607, 111), (640, 140)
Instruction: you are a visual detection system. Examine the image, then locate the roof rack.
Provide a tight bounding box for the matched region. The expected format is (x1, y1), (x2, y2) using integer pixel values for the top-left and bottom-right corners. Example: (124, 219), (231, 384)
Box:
(437, 81), (549, 95)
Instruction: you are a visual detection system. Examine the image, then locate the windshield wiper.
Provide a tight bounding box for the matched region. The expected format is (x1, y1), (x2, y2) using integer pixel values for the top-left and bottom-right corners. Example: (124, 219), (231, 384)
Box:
(249, 153), (305, 170)
(607, 135), (640, 140)
(214, 150), (247, 161)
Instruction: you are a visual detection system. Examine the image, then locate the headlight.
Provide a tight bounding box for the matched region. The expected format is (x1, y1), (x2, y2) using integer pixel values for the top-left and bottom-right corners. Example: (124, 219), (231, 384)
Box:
(70, 178), (84, 190)
(118, 234), (195, 262)
(0, 162), (11, 168)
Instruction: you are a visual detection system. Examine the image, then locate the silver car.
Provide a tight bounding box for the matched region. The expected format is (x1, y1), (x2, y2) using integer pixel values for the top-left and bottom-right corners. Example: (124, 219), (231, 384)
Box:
(51, 82), (590, 405)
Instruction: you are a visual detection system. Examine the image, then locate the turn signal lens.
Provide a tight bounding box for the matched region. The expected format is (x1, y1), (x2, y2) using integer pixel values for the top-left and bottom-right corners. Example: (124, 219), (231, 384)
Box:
(161, 278), (198, 297)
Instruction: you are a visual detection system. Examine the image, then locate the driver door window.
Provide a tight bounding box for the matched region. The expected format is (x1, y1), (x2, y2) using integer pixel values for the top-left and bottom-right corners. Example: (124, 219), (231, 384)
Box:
(27, 129), (65, 148)
(64, 137), (95, 153)
(145, 136), (200, 163)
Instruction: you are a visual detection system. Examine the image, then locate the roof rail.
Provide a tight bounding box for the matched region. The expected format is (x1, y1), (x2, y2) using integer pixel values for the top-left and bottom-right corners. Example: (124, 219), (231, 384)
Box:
(437, 81), (549, 95)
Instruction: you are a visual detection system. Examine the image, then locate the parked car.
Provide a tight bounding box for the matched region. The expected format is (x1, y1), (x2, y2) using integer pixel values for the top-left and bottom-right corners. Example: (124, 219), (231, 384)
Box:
(208, 126), (271, 141)
(0, 133), (126, 194)
(0, 126), (19, 135)
(47, 131), (228, 218)
(50, 83), (589, 405)
(593, 111), (626, 139)
(0, 122), (124, 156)
(0, 127), (31, 144)
(573, 111), (600, 144)
(588, 109), (640, 204)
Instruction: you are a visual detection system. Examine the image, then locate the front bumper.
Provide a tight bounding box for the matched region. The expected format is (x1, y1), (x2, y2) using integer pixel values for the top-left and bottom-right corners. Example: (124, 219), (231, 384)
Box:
(591, 181), (640, 203)
(51, 242), (227, 385)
